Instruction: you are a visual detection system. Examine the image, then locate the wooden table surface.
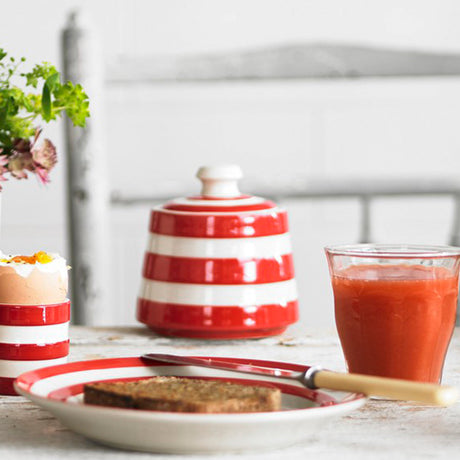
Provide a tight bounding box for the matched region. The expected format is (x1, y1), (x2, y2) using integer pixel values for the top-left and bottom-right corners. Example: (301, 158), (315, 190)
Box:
(1, 326), (459, 459)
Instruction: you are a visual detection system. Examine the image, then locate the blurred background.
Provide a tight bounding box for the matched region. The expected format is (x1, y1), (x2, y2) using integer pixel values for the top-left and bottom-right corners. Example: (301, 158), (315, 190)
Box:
(2, 0), (460, 330)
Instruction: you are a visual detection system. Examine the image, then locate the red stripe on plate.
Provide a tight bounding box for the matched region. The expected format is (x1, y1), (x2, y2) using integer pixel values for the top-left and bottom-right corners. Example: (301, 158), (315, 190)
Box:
(16, 357), (311, 392)
(150, 210), (289, 238)
(163, 201), (276, 213)
(0, 377), (16, 395)
(136, 299), (298, 333)
(15, 357), (152, 391)
(0, 301), (70, 326)
(48, 376), (335, 407)
(142, 254), (295, 284)
(0, 340), (69, 360)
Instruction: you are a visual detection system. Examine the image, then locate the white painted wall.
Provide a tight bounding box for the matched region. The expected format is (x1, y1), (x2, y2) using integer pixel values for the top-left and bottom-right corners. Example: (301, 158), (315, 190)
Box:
(1, 1), (460, 330)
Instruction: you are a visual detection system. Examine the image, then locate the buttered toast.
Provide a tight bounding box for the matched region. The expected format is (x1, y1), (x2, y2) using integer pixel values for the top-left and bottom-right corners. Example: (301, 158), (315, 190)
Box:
(84, 376), (281, 413)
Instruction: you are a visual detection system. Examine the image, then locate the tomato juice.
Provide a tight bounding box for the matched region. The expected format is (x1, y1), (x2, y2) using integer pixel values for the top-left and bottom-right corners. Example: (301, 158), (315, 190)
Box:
(332, 264), (458, 383)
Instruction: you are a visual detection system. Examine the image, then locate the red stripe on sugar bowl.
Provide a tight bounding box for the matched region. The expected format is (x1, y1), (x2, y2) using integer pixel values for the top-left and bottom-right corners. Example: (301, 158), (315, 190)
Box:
(0, 340), (69, 360)
(142, 253), (295, 284)
(163, 202), (276, 212)
(150, 210), (289, 238)
(162, 195), (276, 212)
(0, 301), (70, 326)
(187, 194), (252, 201)
(0, 377), (15, 395)
(136, 298), (298, 339)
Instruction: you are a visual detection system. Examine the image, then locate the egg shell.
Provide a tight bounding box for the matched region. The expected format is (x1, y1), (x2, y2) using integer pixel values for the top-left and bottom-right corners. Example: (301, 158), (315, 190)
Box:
(0, 265), (68, 305)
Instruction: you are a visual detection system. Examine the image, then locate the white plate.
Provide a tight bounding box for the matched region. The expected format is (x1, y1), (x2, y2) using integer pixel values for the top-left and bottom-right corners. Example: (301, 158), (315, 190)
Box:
(15, 356), (366, 454)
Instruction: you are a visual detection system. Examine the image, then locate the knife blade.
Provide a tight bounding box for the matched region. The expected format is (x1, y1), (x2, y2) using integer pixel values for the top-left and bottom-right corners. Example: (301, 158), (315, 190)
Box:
(141, 353), (316, 387)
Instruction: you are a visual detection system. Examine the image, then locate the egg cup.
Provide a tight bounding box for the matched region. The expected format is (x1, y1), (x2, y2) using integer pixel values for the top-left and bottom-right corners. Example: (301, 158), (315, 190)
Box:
(0, 300), (70, 395)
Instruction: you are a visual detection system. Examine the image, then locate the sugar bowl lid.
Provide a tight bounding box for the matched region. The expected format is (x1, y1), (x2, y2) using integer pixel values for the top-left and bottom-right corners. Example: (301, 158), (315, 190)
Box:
(161, 165), (277, 213)
(152, 165), (288, 238)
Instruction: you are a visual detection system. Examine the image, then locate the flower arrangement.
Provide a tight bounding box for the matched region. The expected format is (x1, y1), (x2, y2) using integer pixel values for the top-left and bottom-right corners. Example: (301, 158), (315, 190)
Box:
(0, 48), (90, 188)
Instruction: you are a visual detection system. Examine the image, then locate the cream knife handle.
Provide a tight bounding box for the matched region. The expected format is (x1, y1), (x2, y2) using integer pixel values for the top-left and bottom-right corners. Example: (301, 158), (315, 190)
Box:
(313, 370), (459, 407)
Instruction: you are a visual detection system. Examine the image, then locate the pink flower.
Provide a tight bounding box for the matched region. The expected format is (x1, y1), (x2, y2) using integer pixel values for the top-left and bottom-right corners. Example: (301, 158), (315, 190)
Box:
(7, 150), (35, 179)
(1, 130), (58, 187)
(0, 151), (9, 189)
(12, 138), (32, 154)
(32, 139), (57, 172)
(6, 137), (36, 180)
(34, 166), (50, 184)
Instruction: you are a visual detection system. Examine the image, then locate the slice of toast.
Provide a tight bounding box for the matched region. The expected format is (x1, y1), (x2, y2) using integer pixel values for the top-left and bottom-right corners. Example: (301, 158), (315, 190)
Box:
(84, 376), (281, 413)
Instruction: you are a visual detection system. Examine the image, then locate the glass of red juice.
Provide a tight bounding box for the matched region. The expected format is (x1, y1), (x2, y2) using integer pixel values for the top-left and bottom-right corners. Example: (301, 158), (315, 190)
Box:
(325, 244), (460, 383)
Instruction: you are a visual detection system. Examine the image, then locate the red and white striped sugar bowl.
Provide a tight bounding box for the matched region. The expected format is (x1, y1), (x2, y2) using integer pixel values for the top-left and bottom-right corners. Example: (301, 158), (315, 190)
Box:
(137, 165), (298, 339)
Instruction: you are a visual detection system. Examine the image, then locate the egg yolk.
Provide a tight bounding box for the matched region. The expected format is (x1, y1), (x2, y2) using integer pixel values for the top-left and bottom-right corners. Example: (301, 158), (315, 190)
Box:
(0, 252), (54, 264)
(34, 251), (53, 264)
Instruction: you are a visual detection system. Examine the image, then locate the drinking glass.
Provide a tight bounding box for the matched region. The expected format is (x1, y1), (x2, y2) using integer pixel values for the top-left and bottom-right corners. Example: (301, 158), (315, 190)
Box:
(325, 244), (460, 383)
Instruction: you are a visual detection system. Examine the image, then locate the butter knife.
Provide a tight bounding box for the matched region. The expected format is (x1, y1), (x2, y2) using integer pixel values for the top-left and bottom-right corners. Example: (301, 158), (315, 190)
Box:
(141, 353), (458, 406)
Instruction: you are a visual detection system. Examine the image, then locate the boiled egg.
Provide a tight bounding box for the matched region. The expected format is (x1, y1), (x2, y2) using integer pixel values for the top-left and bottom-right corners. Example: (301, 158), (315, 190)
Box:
(0, 251), (69, 305)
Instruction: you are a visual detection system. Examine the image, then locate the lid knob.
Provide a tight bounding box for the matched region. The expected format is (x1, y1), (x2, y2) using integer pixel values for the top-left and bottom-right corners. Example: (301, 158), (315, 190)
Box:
(196, 165), (243, 198)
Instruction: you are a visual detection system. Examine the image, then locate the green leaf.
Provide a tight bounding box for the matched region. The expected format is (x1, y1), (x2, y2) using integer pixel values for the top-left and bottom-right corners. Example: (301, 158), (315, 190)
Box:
(21, 96), (33, 112)
(23, 63), (58, 88)
(0, 49), (6, 61)
(24, 72), (39, 88)
(53, 81), (90, 127)
(42, 82), (51, 121)
(0, 97), (10, 128)
(45, 72), (60, 92)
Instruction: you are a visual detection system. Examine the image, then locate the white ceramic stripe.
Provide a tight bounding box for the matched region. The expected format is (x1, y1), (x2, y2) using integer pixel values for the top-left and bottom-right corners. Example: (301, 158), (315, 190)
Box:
(0, 356), (68, 378)
(30, 365), (301, 397)
(156, 206), (283, 217)
(147, 233), (292, 259)
(140, 279), (297, 306)
(169, 196), (266, 207)
(0, 322), (69, 344)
